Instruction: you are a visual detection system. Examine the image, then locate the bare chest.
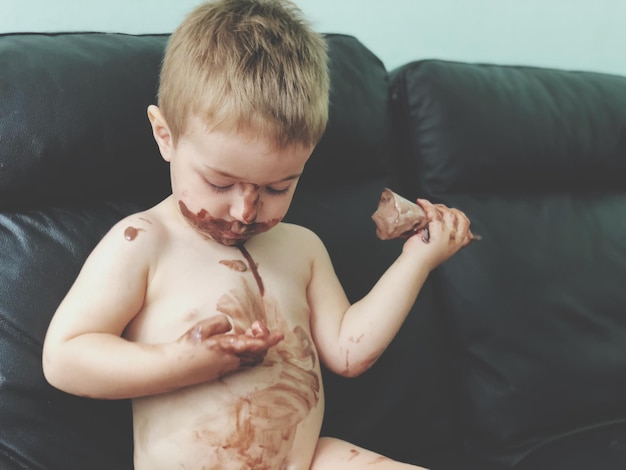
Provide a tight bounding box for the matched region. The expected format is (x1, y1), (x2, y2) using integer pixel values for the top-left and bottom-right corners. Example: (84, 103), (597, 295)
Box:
(125, 237), (311, 343)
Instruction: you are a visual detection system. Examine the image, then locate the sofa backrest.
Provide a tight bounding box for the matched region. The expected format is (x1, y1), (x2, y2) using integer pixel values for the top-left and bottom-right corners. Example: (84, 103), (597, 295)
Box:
(0, 32), (170, 470)
(0, 32), (452, 469)
(0, 33), (171, 210)
(390, 59), (626, 467)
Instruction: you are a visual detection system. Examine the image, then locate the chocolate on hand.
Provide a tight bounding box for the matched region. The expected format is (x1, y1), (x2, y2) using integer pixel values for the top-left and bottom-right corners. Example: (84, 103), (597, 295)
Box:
(183, 316), (283, 369)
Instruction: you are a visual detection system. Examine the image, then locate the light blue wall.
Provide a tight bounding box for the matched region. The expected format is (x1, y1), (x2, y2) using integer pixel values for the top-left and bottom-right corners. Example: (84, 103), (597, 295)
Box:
(2, 0), (625, 75)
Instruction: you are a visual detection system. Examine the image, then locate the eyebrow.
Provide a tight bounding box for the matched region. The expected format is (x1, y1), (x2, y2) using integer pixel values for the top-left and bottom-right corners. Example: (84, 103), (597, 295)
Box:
(204, 166), (303, 184)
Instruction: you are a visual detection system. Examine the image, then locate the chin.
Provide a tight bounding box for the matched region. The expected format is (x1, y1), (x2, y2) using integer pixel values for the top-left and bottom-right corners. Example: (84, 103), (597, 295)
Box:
(218, 238), (247, 246)
(211, 233), (255, 246)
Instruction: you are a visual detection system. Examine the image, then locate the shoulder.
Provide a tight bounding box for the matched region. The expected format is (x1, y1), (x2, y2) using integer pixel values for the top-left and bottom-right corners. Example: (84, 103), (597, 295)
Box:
(278, 221), (316, 236)
(276, 222), (325, 247)
(105, 208), (165, 247)
(270, 222), (330, 263)
(91, 199), (172, 266)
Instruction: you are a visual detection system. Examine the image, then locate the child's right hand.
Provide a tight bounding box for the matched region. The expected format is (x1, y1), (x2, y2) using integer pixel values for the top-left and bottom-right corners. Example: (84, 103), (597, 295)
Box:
(178, 315), (284, 380)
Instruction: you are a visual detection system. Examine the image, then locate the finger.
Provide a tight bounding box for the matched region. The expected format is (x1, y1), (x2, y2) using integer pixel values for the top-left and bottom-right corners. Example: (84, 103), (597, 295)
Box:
(439, 206), (456, 229)
(450, 207), (469, 224)
(249, 320), (270, 338)
(266, 330), (284, 347)
(185, 315), (232, 342)
(248, 330), (284, 349)
(437, 209), (458, 244)
(416, 198), (441, 222)
(454, 209), (472, 244)
(218, 331), (283, 354)
(433, 204), (447, 222)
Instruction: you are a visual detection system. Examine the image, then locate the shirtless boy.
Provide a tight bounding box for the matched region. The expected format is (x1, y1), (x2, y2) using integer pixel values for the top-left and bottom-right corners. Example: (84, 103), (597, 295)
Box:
(42, 1), (472, 468)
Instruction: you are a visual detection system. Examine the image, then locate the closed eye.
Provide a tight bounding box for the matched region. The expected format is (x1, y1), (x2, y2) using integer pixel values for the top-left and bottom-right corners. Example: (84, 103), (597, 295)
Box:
(265, 186), (291, 195)
(207, 181), (233, 193)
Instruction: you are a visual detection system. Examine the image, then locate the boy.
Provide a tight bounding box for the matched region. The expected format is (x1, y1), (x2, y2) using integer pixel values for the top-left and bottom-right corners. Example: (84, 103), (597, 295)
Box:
(42, 1), (472, 468)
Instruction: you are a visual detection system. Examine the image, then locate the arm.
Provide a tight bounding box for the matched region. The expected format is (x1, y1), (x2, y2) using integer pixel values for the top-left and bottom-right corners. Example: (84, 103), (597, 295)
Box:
(309, 199), (471, 377)
(42, 217), (282, 400)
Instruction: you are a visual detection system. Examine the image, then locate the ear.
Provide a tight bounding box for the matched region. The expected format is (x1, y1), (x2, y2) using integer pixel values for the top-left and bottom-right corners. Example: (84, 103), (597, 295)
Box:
(147, 105), (173, 162)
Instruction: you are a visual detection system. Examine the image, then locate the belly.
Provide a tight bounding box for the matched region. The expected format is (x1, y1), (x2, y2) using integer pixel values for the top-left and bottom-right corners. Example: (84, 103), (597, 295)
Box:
(132, 351), (324, 470)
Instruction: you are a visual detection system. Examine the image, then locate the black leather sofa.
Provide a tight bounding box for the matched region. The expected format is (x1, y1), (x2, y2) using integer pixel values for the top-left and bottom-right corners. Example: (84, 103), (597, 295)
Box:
(1, 32), (626, 470)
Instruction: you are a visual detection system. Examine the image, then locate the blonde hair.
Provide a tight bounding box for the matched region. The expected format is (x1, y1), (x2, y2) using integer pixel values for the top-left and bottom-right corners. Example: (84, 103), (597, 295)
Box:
(158, 0), (329, 149)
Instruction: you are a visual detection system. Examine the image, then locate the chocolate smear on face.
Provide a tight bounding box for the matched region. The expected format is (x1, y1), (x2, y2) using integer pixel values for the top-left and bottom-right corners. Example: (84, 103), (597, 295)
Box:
(178, 200), (281, 246)
(179, 200), (234, 244)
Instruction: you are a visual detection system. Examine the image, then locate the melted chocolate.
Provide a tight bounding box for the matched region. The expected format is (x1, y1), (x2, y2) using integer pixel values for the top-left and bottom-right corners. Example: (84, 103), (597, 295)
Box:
(123, 226), (145, 241)
(237, 244), (265, 297)
(219, 259), (248, 272)
(371, 188), (428, 240)
(371, 188), (482, 242)
(196, 246), (319, 467)
(178, 200), (280, 246)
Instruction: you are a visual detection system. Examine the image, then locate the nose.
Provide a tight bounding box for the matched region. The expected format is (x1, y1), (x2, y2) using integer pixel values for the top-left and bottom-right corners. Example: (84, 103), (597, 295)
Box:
(231, 184), (260, 224)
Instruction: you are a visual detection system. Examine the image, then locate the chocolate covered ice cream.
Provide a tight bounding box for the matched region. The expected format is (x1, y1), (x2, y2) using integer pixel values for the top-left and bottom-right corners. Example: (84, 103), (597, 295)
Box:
(371, 188), (481, 241)
(371, 188), (429, 240)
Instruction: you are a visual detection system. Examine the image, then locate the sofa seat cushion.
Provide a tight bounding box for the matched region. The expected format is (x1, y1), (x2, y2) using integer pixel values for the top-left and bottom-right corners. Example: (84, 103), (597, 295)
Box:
(0, 204), (139, 469)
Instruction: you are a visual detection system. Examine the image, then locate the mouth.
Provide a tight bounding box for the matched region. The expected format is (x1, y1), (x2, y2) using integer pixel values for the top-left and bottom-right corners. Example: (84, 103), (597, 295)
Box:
(225, 227), (256, 238)
(177, 200), (282, 246)
(217, 231), (256, 245)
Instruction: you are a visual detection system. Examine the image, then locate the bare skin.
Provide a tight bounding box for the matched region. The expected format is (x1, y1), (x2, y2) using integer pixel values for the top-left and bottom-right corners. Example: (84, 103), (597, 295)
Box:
(42, 112), (470, 469)
(122, 212), (325, 468)
(312, 438), (421, 469)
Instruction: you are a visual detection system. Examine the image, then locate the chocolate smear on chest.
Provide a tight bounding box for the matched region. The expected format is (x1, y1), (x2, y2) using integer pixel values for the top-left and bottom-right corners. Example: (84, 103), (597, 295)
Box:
(219, 259), (248, 272)
(237, 244), (265, 297)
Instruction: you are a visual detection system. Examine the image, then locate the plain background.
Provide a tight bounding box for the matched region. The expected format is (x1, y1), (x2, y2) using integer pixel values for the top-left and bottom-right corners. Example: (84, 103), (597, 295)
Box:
(1, 0), (625, 75)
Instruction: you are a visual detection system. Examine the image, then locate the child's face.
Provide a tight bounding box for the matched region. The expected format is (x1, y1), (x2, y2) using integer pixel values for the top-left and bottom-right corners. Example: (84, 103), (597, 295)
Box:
(159, 113), (313, 246)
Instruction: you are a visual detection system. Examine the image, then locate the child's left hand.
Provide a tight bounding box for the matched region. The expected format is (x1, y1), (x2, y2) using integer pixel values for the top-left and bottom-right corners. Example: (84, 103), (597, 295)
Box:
(402, 198), (472, 270)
